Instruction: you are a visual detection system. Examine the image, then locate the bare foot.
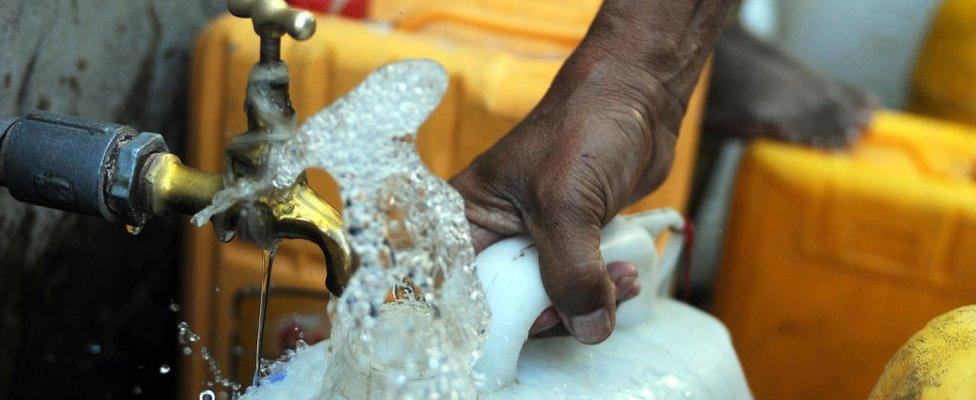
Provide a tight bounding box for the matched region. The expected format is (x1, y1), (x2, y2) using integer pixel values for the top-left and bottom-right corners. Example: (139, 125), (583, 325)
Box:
(706, 24), (876, 149)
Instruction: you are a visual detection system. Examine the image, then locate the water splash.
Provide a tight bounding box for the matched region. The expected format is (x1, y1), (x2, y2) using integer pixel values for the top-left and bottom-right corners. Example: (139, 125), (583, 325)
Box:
(200, 59), (489, 398)
(304, 60), (489, 398)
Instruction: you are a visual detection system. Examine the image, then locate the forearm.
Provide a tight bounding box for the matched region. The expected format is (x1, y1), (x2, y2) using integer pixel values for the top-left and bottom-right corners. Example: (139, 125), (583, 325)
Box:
(584, 0), (736, 67)
(546, 0), (738, 138)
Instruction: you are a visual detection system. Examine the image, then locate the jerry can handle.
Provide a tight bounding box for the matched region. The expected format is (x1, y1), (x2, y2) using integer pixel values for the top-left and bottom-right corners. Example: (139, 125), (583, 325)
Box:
(474, 208), (686, 391)
(616, 208), (686, 295)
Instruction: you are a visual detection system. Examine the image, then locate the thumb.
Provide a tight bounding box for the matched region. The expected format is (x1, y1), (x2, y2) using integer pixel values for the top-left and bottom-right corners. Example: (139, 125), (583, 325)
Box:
(527, 211), (615, 344)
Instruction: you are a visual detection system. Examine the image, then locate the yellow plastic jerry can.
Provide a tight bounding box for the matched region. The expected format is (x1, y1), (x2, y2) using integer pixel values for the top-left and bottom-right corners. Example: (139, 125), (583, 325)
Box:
(712, 111), (976, 400)
(910, 0), (976, 125)
(181, 5), (710, 397)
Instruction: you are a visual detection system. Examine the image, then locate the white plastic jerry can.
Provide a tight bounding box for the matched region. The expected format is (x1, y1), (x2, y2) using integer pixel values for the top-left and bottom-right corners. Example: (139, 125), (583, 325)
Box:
(475, 209), (753, 399)
(239, 209), (752, 400)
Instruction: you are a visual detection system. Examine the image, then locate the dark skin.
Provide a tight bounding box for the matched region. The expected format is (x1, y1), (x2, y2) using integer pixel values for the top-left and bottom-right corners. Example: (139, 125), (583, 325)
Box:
(451, 0), (739, 344)
(452, 0), (875, 344)
(706, 23), (875, 148)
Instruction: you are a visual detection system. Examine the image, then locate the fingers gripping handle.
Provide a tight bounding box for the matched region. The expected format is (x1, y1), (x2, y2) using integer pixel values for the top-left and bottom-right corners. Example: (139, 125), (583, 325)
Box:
(473, 209), (686, 391)
(617, 208), (686, 295)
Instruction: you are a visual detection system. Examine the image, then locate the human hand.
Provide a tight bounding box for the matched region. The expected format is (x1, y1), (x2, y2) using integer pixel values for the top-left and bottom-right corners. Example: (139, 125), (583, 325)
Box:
(451, 0), (734, 344)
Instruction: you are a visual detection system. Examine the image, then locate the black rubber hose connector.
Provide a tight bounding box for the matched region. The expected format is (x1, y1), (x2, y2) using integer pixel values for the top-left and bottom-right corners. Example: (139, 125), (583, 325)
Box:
(0, 116), (17, 185)
(0, 112), (136, 220)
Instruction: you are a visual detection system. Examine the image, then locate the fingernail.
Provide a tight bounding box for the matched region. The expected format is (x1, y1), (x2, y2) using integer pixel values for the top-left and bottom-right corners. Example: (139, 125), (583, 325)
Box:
(617, 276), (636, 301)
(529, 307), (561, 335)
(567, 308), (612, 344)
(624, 282), (642, 301)
(529, 320), (559, 336)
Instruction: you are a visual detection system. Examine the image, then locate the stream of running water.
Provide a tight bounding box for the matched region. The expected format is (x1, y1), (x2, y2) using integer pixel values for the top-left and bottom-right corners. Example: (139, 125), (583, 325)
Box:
(252, 247), (278, 387)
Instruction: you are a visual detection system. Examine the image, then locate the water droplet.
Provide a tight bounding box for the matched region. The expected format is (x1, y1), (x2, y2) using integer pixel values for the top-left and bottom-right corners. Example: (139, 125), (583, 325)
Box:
(199, 390), (215, 400)
(182, 347), (193, 356)
(159, 363), (171, 374)
(125, 224), (143, 235)
(86, 342), (101, 354)
(169, 302), (182, 312)
(178, 321), (201, 344)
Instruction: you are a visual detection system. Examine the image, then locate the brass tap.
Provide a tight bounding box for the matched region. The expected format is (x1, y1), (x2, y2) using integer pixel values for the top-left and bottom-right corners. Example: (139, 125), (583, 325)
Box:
(269, 183), (353, 296)
(142, 153), (223, 217)
(140, 152), (352, 295)
(228, 0), (317, 42)
(153, 0), (353, 295)
(0, 0), (352, 295)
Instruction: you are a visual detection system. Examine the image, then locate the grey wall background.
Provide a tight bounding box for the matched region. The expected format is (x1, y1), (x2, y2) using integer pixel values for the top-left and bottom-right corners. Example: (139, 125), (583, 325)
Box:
(0, 1), (224, 398)
(741, 0), (942, 108)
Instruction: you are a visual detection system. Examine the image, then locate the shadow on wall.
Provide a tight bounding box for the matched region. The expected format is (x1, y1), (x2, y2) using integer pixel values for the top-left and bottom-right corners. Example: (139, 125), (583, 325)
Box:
(0, 1), (224, 399)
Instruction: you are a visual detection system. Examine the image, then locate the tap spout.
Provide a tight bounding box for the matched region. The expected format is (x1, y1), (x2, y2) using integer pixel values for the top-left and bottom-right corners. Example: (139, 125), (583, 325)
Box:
(141, 153), (354, 295)
(270, 184), (354, 296)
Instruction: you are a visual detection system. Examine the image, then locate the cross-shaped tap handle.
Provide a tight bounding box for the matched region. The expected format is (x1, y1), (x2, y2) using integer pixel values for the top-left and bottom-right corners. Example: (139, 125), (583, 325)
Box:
(228, 0), (316, 41)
